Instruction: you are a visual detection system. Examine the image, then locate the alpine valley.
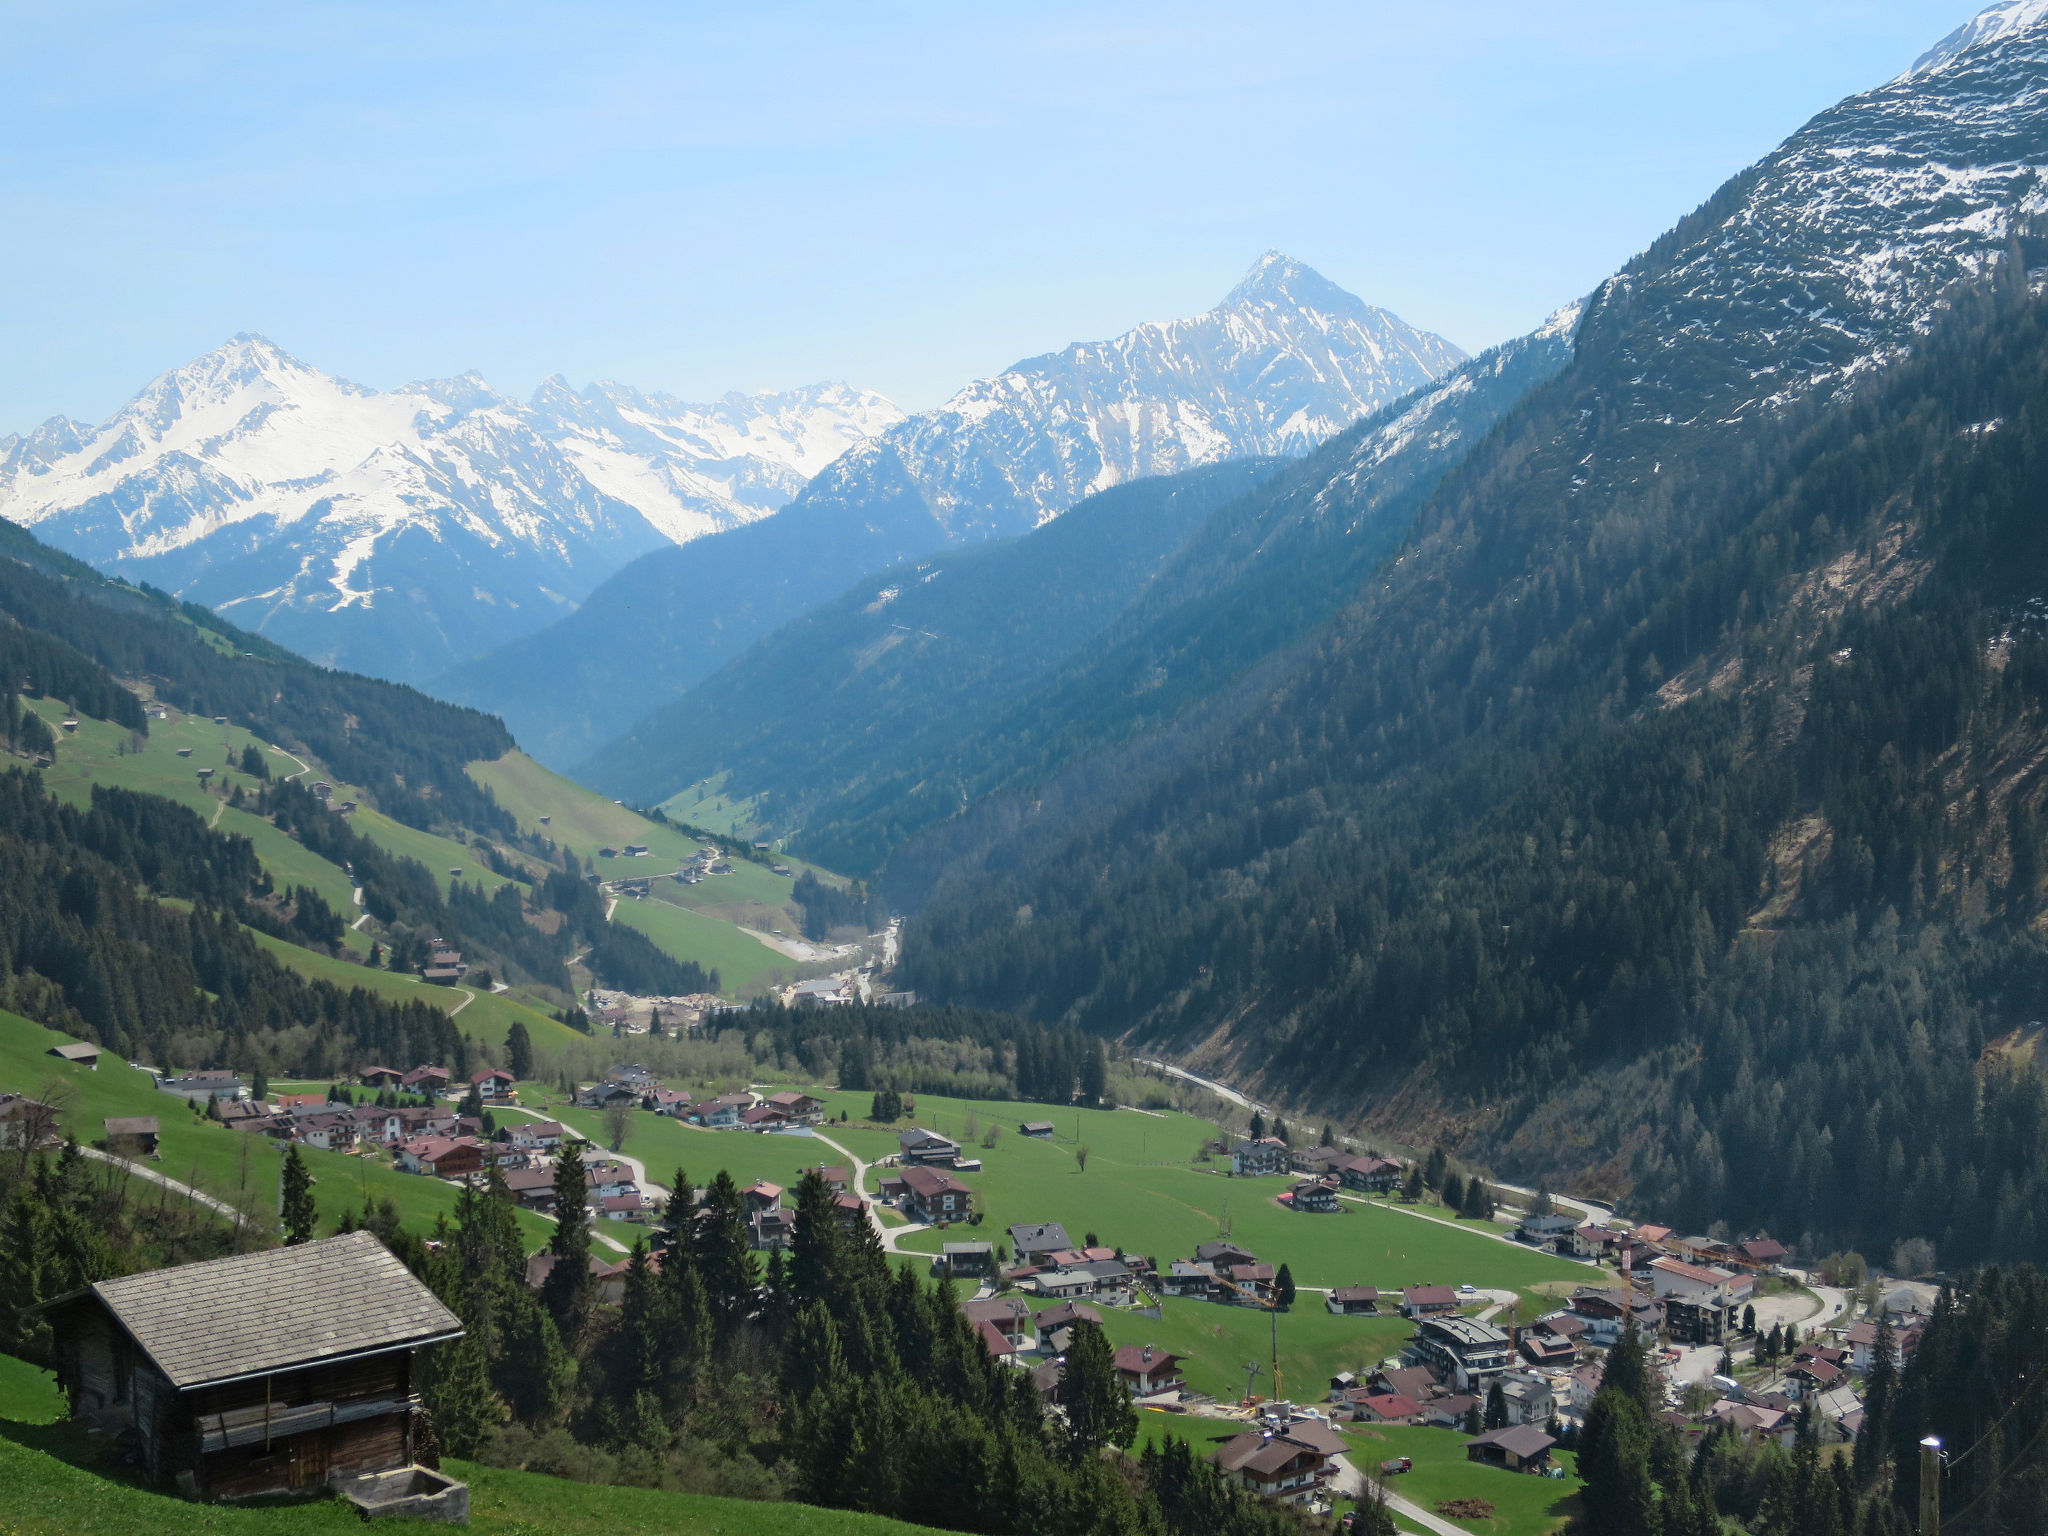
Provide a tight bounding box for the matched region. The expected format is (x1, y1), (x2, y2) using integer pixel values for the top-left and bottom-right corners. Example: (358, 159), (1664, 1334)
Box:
(435, 253), (1467, 767)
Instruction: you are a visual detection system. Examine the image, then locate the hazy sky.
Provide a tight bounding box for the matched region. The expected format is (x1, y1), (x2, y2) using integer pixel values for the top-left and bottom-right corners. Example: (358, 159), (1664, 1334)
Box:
(0, 1), (1991, 434)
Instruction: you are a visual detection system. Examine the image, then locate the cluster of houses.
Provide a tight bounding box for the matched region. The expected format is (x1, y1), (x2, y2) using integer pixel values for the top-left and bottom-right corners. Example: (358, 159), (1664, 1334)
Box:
(168, 1064), (523, 1165)
(1227, 1136), (1403, 1214)
(574, 1064), (827, 1134)
(583, 990), (743, 1036)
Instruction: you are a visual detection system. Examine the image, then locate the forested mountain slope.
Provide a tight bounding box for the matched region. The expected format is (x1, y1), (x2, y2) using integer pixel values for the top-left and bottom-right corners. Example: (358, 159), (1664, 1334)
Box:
(435, 257), (1465, 769)
(600, 311), (1580, 875)
(587, 460), (1281, 844)
(899, 15), (2048, 1267)
(0, 519), (720, 1076)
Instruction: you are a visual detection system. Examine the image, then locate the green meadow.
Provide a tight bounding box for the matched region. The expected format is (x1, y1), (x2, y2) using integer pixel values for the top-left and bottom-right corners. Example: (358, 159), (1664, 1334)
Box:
(610, 894), (791, 999)
(0, 1011), (551, 1247)
(0, 1352), (967, 1536)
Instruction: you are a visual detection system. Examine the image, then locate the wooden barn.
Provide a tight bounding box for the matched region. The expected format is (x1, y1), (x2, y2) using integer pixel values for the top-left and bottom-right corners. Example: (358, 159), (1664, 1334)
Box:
(50, 1231), (463, 1505)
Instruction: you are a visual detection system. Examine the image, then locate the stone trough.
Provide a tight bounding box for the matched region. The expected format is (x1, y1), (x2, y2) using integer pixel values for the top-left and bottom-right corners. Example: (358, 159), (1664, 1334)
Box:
(334, 1465), (470, 1522)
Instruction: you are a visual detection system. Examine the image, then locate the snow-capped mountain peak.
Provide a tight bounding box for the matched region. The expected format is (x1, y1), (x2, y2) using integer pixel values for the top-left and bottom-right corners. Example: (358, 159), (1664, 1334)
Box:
(0, 341), (902, 680)
(1908, 0), (2048, 76)
(806, 254), (1467, 542)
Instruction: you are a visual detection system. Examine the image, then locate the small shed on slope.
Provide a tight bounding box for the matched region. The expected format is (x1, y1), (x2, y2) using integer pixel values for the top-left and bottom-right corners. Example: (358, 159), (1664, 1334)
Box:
(50, 1231), (462, 1502)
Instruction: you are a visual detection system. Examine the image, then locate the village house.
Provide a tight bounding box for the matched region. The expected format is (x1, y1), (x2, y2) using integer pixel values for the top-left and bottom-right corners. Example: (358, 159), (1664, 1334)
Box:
(1497, 1370), (1556, 1426)
(1231, 1137), (1291, 1177)
(1009, 1222), (1071, 1261)
(1351, 1393), (1422, 1425)
(399, 1066), (450, 1094)
(899, 1165), (972, 1224)
(1465, 1424), (1558, 1474)
(1648, 1257), (1754, 1345)
(469, 1068), (516, 1100)
(157, 1073), (248, 1104)
(1162, 1260), (1221, 1299)
(942, 1241), (996, 1278)
(1401, 1285), (1460, 1317)
(1283, 1176), (1341, 1213)
(1422, 1394), (1481, 1429)
(293, 1112), (359, 1154)
(1520, 1316), (1583, 1366)
(357, 1066), (404, 1090)
(762, 1090), (824, 1124)
(1630, 1223), (1675, 1250)
(398, 1135), (485, 1179)
(833, 1192), (870, 1229)
(1211, 1425), (1338, 1504)
(503, 1119), (566, 1153)
(1725, 1238), (1789, 1272)
(48, 1040), (100, 1068)
(739, 1104), (791, 1131)
(0, 1095), (59, 1152)
(1195, 1239), (1259, 1268)
(1327, 1286), (1380, 1316)
(580, 1082), (640, 1111)
(960, 1297), (1033, 1349)
(1412, 1316), (1514, 1392)
(1335, 1153), (1404, 1193)
(688, 1095), (746, 1128)
(50, 1232), (465, 1508)
(422, 944), (467, 984)
(503, 1166), (562, 1213)
(1019, 1120), (1056, 1138)
(102, 1116), (160, 1158)
(1289, 1146), (1350, 1176)
(1113, 1343), (1185, 1398)
(1570, 1225), (1624, 1262)
(603, 1192), (656, 1223)
(1515, 1212), (1580, 1251)
(1035, 1301), (1103, 1353)
(899, 1127), (963, 1165)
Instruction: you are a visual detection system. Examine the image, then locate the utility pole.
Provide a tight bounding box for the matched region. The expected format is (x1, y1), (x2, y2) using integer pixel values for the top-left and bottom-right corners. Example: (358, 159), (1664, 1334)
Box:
(1919, 1437), (1941, 1536)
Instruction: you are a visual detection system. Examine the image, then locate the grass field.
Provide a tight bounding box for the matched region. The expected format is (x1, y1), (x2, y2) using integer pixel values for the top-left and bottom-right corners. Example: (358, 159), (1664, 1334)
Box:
(0, 1352), (966, 1536)
(0, 1011), (552, 1247)
(248, 930), (586, 1058)
(800, 1088), (1586, 1297)
(610, 894), (792, 999)
(26, 699), (362, 927)
(659, 770), (765, 840)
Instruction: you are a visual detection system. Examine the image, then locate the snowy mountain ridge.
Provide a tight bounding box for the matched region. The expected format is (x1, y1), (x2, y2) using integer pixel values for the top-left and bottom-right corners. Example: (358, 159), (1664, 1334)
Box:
(811, 250), (1467, 543)
(0, 338), (901, 680)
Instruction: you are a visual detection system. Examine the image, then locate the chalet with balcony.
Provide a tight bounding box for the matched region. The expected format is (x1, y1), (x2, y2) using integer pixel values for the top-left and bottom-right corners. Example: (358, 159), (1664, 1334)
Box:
(49, 1232), (463, 1504)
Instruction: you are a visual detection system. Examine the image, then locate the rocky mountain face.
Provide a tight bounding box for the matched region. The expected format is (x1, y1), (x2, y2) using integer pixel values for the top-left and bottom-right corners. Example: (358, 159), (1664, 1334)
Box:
(814, 251), (1467, 544)
(439, 254), (1466, 767)
(0, 337), (900, 681)
(895, 7), (2048, 1254)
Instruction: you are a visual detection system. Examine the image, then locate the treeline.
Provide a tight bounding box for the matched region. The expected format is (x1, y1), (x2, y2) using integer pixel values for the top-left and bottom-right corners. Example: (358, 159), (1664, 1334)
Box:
(751, 1002), (1110, 1106)
(0, 518), (514, 836)
(405, 1153), (1300, 1536)
(260, 780), (710, 996)
(902, 266), (2048, 1262)
(791, 871), (881, 941)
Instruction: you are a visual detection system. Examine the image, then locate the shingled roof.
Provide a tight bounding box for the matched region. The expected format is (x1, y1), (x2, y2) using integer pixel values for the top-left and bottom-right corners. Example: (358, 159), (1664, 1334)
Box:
(86, 1231), (460, 1389)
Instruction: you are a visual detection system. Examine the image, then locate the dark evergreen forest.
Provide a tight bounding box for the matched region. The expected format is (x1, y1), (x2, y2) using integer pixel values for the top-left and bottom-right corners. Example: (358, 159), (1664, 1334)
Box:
(905, 267), (2048, 1266)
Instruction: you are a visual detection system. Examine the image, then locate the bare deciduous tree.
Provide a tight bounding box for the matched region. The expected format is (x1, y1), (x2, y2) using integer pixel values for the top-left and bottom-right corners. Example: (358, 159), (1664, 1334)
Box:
(604, 1102), (636, 1153)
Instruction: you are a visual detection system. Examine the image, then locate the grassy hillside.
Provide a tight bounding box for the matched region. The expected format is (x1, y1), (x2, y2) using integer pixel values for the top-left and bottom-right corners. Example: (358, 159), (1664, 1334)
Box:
(610, 895), (790, 999)
(247, 930), (585, 1057)
(0, 1353), (965, 1536)
(0, 1011), (550, 1246)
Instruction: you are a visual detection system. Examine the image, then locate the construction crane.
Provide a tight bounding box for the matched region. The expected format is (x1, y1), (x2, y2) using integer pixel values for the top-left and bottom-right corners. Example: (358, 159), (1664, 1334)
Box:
(1208, 1267), (1284, 1404)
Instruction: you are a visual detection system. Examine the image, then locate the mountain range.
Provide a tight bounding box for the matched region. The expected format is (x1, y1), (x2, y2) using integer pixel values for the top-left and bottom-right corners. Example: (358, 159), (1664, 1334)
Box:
(0, 339), (901, 681)
(433, 254), (1465, 768)
(873, 1), (2048, 1268)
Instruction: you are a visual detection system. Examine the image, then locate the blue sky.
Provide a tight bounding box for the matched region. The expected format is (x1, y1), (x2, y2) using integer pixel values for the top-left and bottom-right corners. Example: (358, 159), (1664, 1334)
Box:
(0, 1), (1990, 434)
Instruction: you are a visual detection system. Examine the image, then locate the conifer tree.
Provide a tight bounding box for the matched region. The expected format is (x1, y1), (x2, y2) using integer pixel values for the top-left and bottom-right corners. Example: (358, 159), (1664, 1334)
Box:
(505, 1019), (533, 1081)
(280, 1145), (317, 1244)
(697, 1170), (758, 1342)
(1855, 1315), (1898, 1485)
(1274, 1263), (1296, 1310)
(1059, 1319), (1136, 1459)
(541, 1140), (591, 1332)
